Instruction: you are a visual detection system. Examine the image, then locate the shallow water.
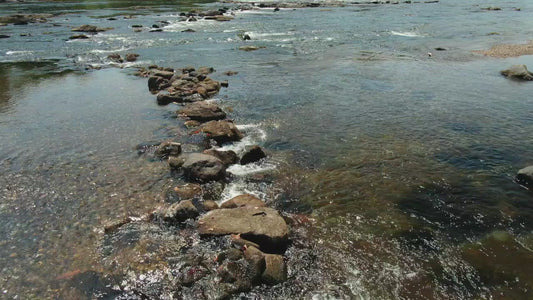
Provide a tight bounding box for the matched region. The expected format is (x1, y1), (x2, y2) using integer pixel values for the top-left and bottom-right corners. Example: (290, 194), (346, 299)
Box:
(1, 0), (533, 299)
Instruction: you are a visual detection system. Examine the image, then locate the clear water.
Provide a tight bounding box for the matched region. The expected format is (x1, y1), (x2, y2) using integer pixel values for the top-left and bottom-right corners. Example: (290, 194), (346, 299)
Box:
(1, 0), (533, 298)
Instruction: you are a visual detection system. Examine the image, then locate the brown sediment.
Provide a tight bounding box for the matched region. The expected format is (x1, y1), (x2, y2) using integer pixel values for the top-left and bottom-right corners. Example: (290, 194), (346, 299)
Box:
(473, 40), (533, 58)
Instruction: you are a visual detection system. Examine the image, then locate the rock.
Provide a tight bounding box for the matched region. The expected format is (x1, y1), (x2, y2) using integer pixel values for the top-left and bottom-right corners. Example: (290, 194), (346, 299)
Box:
(203, 149), (239, 166)
(107, 53), (123, 63)
(178, 101), (227, 122)
(221, 81), (229, 88)
(156, 93), (182, 105)
(154, 141), (182, 158)
(200, 120), (244, 145)
(239, 45), (265, 51)
(173, 183), (203, 200)
(131, 24), (143, 28)
(262, 254), (287, 285)
(197, 66), (215, 75)
(156, 200), (199, 224)
(240, 145), (267, 165)
(72, 24), (111, 32)
(148, 76), (170, 92)
(198, 207), (289, 252)
(125, 53), (139, 62)
(500, 65), (533, 81)
(184, 120), (201, 128)
(0, 34), (10, 38)
(169, 153), (227, 182)
(202, 200), (219, 211)
(69, 34), (89, 40)
(182, 28), (196, 32)
(0, 14), (51, 25)
(516, 166), (533, 186)
(152, 70), (174, 79)
(149, 28), (163, 32)
(434, 47), (447, 51)
(243, 246), (266, 282)
(220, 194), (266, 209)
(224, 71), (238, 76)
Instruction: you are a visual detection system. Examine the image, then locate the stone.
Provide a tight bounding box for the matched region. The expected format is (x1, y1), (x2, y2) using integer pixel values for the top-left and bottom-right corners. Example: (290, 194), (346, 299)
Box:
(240, 145), (267, 165)
(148, 76), (170, 92)
(152, 70), (174, 79)
(169, 153), (226, 182)
(125, 53), (139, 62)
(157, 93), (182, 105)
(200, 120), (244, 145)
(69, 34), (89, 40)
(72, 24), (110, 32)
(156, 200), (199, 224)
(107, 53), (123, 63)
(516, 166), (533, 186)
(220, 194), (266, 209)
(262, 254), (287, 285)
(197, 66), (215, 75)
(0, 34), (10, 38)
(203, 149), (239, 166)
(173, 183), (202, 200)
(224, 71), (238, 76)
(202, 200), (219, 211)
(500, 65), (533, 81)
(178, 101), (227, 122)
(198, 207), (289, 252)
(154, 141), (182, 158)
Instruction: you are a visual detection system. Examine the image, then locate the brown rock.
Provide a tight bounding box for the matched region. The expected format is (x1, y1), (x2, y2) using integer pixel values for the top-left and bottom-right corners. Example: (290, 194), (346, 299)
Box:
(154, 141), (182, 158)
(262, 254), (287, 285)
(178, 101), (227, 122)
(125, 53), (139, 62)
(173, 183), (202, 200)
(220, 194), (266, 209)
(202, 200), (219, 211)
(500, 65), (533, 81)
(198, 207), (289, 252)
(169, 153), (227, 182)
(200, 120), (244, 145)
(155, 200), (199, 224)
(203, 149), (239, 166)
(69, 34), (89, 40)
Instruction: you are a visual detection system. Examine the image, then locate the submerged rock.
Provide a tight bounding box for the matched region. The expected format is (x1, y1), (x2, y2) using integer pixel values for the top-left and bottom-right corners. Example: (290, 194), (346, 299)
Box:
(0, 34), (10, 38)
(200, 120), (244, 145)
(72, 24), (111, 32)
(125, 53), (139, 62)
(169, 153), (227, 182)
(239, 45), (265, 51)
(178, 101), (227, 122)
(69, 34), (89, 40)
(198, 207), (289, 252)
(500, 65), (533, 81)
(155, 200), (199, 224)
(154, 141), (182, 158)
(516, 165), (533, 186)
(220, 194), (266, 209)
(240, 145), (267, 165)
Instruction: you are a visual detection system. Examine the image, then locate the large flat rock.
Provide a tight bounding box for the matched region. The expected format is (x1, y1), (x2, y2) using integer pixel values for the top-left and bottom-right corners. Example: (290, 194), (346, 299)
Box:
(198, 207), (288, 252)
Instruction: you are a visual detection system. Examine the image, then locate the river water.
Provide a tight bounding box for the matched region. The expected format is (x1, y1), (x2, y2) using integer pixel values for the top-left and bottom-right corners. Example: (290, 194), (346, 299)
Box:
(1, 0), (533, 299)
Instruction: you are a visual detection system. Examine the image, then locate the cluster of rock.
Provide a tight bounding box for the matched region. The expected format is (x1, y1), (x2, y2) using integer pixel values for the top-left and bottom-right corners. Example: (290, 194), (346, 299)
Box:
(97, 66), (284, 298)
(69, 24), (113, 40)
(0, 14), (52, 25)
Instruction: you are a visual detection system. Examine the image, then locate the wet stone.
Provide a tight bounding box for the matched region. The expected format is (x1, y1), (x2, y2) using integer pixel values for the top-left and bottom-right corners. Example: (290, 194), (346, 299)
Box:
(199, 120), (244, 145)
(240, 145), (267, 165)
(154, 141), (182, 158)
(262, 254), (287, 285)
(155, 200), (199, 224)
(220, 194), (266, 209)
(177, 101), (227, 122)
(203, 149), (239, 166)
(501, 65), (533, 81)
(169, 153), (227, 182)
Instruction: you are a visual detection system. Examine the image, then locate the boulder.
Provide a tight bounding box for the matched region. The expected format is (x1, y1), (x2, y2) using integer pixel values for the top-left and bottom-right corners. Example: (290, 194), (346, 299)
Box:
(148, 76), (170, 92)
(516, 166), (533, 186)
(155, 200), (199, 224)
(169, 153), (226, 182)
(262, 254), (287, 285)
(500, 65), (533, 81)
(177, 101), (226, 122)
(72, 24), (110, 32)
(200, 120), (244, 145)
(173, 183), (202, 200)
(198, 207), (289, 252)
(154, 141), (182, 158)
(125, 53), (139, 62)
(157, 93), (182, 105)
(203, 149), (239, 166)
(240, 145), (267, 165)
(220, 194), (266, 209)
(243, 246), (266, 282)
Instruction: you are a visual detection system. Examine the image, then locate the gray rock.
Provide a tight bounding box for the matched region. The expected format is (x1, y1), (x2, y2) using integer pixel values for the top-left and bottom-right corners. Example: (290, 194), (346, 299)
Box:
(154, 141), (182, 158)
(501, 65), (533, 81)
(198, 207), (289, 252)
(170, 153), (226, 182)
(200, 120), (244, 145)
(203, 149), (239, 166)
(172, 183), (202, 200)
(240, 145), (267, 165)
(262, 254), (287, 285)
(220, 194), (266, 209)
(517, 165), (533, 186)
(152, 70), (174, 79)
(178, 101), (226, 122)
(156, 200), (199, 224)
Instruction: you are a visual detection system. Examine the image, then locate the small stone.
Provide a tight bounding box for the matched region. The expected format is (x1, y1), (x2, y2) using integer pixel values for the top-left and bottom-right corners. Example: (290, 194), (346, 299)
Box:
(262, 254), (287, 285)
(173, 183), (202, 200)
(516, 166), (533, 186)
(156, 200), (199, 224)
(154, 141), (182, 158)
(69, 34), (89, 40)
(125, 53), (139, 62)
(239, 45), (264, 51)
